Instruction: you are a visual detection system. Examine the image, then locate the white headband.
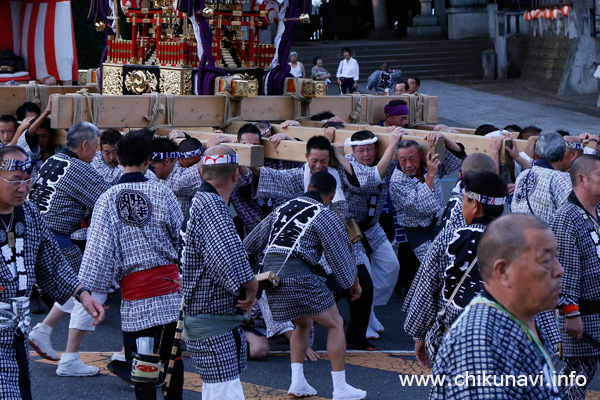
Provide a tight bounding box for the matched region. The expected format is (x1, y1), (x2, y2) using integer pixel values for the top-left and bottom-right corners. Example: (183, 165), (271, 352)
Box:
(344, 137), (378, 148)
(464, 190), (506, 206)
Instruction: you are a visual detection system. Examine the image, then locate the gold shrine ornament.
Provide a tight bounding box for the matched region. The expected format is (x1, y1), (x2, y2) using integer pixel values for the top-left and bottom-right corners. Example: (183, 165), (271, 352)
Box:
(125, 70), (158, 95)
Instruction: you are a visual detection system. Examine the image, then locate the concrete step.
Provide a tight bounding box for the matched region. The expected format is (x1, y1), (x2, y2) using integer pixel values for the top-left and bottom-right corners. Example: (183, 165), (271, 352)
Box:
(292, 39), (492, 81)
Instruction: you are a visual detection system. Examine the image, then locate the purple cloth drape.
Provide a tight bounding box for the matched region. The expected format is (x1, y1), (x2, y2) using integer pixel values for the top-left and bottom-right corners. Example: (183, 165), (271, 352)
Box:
(266, 0), (311, 95)
(176, 0), (226, 95)
(88, 0), (115, 92)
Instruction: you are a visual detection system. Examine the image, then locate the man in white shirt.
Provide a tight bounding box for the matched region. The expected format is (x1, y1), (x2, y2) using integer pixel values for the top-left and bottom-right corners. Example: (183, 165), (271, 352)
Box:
(336, 47), (359, 94)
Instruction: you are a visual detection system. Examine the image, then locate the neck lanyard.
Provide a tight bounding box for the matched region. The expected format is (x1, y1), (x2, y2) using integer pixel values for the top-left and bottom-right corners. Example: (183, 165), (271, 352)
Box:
(470, 296), (556, 377)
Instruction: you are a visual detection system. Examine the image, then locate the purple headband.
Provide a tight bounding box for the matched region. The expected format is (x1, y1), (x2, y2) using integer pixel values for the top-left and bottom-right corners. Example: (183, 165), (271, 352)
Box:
(384, 104), (409, 117)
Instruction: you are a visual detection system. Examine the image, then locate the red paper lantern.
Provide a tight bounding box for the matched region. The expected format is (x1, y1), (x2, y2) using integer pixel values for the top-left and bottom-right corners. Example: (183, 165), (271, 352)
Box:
(561, 5), (570, 16)
(543, 8), (552, 19)
(525, 10), (532, 21)
(533, 9), (542, 19)
(552, 8), (559, 19)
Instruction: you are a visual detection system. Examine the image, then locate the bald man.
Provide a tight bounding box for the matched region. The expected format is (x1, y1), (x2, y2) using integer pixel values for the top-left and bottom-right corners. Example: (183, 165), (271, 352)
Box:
(440, 152), (498, 231)
(431, 214), (563, 399)
(181, 145), (258, 400)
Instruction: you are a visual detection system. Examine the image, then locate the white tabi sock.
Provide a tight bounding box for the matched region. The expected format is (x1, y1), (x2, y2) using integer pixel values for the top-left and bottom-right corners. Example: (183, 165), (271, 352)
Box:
(291, 363), (306, 386)
(36, 323), (53, 334)
(331, 370), (346, 392)
(60, 352), (79, 362)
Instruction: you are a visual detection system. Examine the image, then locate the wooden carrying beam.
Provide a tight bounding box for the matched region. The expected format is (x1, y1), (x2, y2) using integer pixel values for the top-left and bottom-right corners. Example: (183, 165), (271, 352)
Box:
(300, 121), (474, 135)
(178, 128), (446, 164)
(229, 122), (525, 164)
(0, 86), (98, 116)
(50, 94), (227, 129)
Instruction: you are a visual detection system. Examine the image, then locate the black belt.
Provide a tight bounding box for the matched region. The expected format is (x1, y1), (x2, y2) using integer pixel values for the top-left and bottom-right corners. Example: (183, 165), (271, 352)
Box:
(579, 300), (600, 316)
(558, 300), (600, 316)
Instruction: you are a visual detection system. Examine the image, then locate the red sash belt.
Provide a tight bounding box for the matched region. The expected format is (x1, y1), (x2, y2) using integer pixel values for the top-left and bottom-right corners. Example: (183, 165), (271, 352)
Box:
(120, 264), (179, 301)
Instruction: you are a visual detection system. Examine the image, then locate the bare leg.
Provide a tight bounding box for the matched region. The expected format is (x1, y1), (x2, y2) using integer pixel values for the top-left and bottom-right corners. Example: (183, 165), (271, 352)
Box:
(65, 328), (88, 353)
(245, 331), (270, 360)
(40, 306), (66, 328)
(290, 316), (313, 364)
(310, 305), (346, 371)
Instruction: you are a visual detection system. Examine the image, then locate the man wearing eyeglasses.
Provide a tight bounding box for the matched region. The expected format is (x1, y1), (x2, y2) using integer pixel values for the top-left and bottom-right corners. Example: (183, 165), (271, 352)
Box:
(0, 146), (104, 399)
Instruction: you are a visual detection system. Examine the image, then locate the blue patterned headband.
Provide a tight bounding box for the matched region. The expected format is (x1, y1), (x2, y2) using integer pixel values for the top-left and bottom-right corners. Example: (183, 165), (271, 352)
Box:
(178, 147), (203, 159)
(0, 158), (35, 174)
(151, 152), (179, 160)
(565, 141), (583, 150)
(463, 190), (506, 206)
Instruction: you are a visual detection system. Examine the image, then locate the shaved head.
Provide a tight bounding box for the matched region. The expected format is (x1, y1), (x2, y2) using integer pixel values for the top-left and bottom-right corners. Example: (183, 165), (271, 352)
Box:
(570, 154), (600, 187)
(478, 214), (550, 280)
(201, 145), (238, 182)
(461, 153), (496, 175)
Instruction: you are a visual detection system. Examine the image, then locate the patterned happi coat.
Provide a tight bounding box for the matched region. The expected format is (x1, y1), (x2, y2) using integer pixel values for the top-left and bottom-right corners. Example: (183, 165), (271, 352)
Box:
(0, 201), (80, 399)
(78, 172), (182, 332)
(181, 181), (255, 383)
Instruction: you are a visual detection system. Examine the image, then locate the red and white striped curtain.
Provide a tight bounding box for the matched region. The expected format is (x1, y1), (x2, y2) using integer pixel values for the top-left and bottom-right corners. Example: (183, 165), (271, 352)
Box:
(0, 0), (78, 81)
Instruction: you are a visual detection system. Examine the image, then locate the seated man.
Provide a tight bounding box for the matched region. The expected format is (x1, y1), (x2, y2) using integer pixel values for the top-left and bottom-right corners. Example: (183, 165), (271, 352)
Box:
(431, 214), (563, 399)
(407, 77), (420, 94)
(394, 81), (408, 96)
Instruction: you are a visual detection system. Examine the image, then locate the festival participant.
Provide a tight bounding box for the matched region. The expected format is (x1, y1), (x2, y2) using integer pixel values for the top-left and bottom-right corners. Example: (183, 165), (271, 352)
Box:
(148, 136), (179, 181)
(389, 132), (465, 263)
(335, 128), (403, 344)
(15, 102), (41, 122)
(17, 99), (63, 177)
(440, 152), (498, 231)
(379, 100), (409, 128)
(430, 214), (563, 399)
(507, 132), (572, 349)
(181, 145), (258, 400)
(367, 62), (402, 95)
(244, 171), (366, 400)
(230, 123), (300, 236)
(550, 155), (600, 399)
(512, 132), (572, 224)
(92, 129), (157, 187)
(28, 122), (110, 375)
(164, 137), (203, 216)
(66, 129), (184, 398)
(0, 146), (104, 399)
(251, 135), (347, 213)
(405, 171), (508, 369)
(0, 115), (18, 146)
(250, 135), (373, 346)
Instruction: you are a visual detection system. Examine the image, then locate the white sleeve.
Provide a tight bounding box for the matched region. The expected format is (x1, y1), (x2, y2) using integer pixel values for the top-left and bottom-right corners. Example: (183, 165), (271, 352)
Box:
(336, 60), (343, 78)
(584, 147), (597, 155)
